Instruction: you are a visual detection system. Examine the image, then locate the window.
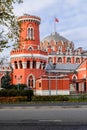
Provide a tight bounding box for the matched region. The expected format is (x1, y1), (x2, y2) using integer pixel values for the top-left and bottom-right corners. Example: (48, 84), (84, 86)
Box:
(39, 82), (41, 87)
(29, 46), (33, 51)
(48, 57), (53, 62)
(57, 57), (62, 63)
(27, 61), (30, 68)
(76, 58), (80, 63)
(67, 57), (71, 63)
(43, 62), (46, 69)
(14, 61), (18, 69)
(39, 61), (42, 69)
(31, 28), (33, 39)
(19, 61), (23, 69)
(28, 28), (31, 39)
(28, 76), (33, 88)
(27, 27), (34, 40)
(15, 75), (17, 79)
(33, 60), (36, 69)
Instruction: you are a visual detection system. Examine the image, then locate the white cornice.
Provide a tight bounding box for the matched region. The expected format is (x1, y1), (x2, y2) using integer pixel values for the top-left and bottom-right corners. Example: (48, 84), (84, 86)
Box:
(77, 68), (86, 72)
(10, 54), (48, 60)
(18, 18), (40, 23)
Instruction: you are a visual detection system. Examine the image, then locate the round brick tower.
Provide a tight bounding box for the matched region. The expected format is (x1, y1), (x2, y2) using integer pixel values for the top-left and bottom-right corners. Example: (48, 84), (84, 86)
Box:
(18, 14), (41, 49)
(10, 14), (47, 91)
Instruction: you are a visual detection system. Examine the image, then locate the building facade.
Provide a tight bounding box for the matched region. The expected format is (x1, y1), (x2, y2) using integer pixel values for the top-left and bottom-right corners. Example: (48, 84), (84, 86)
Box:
(1, 14), (87, 95)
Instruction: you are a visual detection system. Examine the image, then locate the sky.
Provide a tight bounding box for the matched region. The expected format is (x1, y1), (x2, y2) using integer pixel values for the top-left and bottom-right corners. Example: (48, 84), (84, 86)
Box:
(1, 0), (87, 58)
(13, 0), (87, 50)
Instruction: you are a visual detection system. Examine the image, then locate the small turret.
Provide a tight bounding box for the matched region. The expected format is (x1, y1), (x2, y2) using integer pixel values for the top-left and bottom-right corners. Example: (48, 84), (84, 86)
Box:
(18, 14), (41, 49)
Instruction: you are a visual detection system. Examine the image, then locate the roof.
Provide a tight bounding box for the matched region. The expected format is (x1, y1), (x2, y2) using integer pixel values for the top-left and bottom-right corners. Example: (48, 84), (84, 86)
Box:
(42, 32), (69, 43)
(46, 62), (80, 73)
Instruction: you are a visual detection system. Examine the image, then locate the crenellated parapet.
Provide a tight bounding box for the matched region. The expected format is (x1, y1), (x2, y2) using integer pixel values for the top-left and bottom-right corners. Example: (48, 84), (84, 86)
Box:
(18, 14), (41, 24)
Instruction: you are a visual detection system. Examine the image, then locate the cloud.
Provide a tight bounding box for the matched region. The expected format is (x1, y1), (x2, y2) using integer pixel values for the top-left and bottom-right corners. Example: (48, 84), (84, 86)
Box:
(61, 26), (87, 49)
(13, 0), (87, 50)
(13, 0), (57, 16)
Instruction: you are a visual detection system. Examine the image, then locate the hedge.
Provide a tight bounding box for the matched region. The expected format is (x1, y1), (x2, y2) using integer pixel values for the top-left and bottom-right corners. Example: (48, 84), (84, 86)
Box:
(32, 95), (69, 102)
(32, 95), (87, 102)
(0, 89), (33, 101)
(0, 96), (27, 103)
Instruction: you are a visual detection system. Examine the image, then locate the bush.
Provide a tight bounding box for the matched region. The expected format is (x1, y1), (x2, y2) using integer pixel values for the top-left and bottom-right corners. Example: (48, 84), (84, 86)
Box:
(2, 84), (28, 90)
(0, 89), (33, 101)
(0, 96), (27, 103)
(0, 90), (8, 97)
(32, 95), (69, 102)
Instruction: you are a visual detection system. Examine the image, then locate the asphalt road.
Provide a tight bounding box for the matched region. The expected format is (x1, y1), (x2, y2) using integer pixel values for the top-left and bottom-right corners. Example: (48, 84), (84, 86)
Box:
(0, 104), (87, 124)
(0, 104), (87, 129)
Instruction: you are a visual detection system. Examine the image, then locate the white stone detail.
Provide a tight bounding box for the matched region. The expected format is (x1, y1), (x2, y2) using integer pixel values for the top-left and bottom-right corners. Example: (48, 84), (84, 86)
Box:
(10, 54), (48, 60)
(36, 62), (40, 69)
(77, 68), (86, 72)
(35, 90), (70, 95)
(11, 63), (15, 69)
(30, 62), (33, 69)
(18, 17), (40, 23)
(17, 62), (20, 69)
(22, 62), (27, 68)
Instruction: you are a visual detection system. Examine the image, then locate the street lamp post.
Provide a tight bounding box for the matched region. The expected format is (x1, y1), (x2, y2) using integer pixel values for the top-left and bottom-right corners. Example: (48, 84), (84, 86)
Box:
(49, 72), (51, 95)
(17, 76), (22, 91)
(56, 73), (57, 95)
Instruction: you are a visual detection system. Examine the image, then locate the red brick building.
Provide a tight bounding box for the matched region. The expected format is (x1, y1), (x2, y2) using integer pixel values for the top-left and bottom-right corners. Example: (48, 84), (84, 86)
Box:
(1, 14), (87, 95)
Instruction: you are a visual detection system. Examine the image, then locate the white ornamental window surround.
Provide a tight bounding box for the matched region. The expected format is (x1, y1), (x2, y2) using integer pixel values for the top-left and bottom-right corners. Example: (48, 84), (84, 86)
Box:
(27, 26), (34, 40)
(28, 46), (33, 51)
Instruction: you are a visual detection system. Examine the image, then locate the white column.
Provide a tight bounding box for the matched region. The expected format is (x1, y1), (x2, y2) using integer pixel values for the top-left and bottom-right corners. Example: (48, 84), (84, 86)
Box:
(11, 63), (15, 69)
(41, 63), (43, 69)
(22, 62), (27, 69)
(30, 62), (33, 69)
(17, 62), (20, 69)
(36, 62), (40, 69)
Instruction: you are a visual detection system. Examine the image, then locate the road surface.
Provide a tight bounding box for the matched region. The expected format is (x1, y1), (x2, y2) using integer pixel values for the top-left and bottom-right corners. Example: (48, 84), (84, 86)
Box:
(0, 104), (87, 129)
(0, 105), (87, 123)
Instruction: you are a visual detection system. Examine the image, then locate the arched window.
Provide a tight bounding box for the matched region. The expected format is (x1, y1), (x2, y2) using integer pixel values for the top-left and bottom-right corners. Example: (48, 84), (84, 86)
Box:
(28, 46), (33, 51)
(27, 27), (34, 40)
(33, 60), (36, 69)
(14, 61), (18, 69)
(57, 57), (62, 63)
(67, 57), (71, 63)
(43, 62), (46, 69)
(76, 58), (80, 63)
(28, 76), (33, 88)
(19, 61), (23, 69)
(48, 57), (53, 62)
(1, 76), (5, 88)
(31, 28), (33, 39)
(28, 75), (35, 88)
(27, 61), (30, 68)
(28, 28), (31, 39)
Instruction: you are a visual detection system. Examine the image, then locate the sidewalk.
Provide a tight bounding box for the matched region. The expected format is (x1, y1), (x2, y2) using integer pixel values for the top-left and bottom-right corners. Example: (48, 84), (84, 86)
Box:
(0, 102), (87, 109)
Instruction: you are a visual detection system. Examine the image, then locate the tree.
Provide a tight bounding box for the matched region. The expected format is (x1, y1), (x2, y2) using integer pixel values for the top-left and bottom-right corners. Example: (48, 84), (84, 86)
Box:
(1, 71), (12, 89)
(0, 0), (23, 51)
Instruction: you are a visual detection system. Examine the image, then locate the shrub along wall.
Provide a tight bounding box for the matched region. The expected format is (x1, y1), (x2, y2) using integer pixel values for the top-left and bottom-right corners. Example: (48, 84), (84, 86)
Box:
(32, 95), (69, 102)
(32, 95), (87, 102)
(0, 89), (33, 103)
(0, 96), (27, 103)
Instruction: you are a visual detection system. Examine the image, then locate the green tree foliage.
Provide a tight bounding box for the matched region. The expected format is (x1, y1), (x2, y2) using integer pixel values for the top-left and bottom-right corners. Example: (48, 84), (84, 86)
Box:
(1, 71), (11, 89)
(0, 0), (23, 51)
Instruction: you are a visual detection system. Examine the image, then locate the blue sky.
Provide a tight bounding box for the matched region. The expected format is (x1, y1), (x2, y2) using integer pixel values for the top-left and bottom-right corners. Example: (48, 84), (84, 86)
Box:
(13, 0), (87, 50)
